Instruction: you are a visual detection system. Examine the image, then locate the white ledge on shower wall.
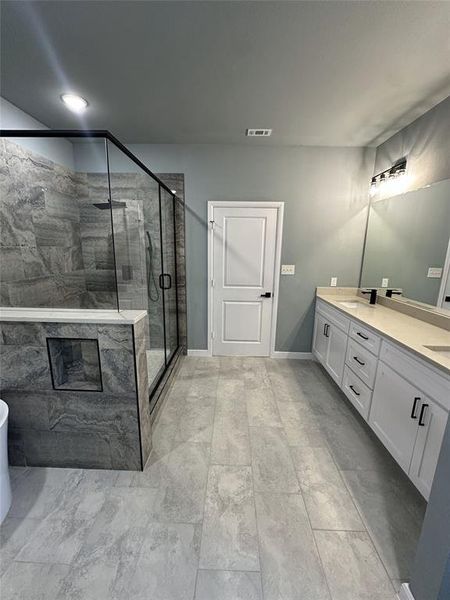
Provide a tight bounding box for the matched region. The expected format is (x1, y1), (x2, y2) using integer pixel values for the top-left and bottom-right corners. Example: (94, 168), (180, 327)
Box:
(0, 307), (148, 325)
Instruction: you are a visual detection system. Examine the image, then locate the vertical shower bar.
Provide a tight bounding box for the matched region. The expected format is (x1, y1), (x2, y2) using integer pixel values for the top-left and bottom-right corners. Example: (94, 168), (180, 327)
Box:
(158, 185), (168, 365)
(105, 138), (121, 311)
(172, 195), (180, 349)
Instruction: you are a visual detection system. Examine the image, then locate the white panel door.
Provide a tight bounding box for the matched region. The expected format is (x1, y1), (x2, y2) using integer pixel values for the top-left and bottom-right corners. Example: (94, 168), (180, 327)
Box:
(212, 206), (278, 356)
(325, 324), (347, 386)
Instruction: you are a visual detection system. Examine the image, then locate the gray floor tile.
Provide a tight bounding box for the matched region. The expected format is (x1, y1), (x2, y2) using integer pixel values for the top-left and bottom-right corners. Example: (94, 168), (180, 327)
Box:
(277, 401), (326, 446)
(250, 426), (299, 493)
(0, 517), (42, 575)
(290, 446), (364, 530)
(115, 522), (201, 600)
(211, 395), (251, 465)
(195, 569), (263, 600)
(199, 465), (259, 571)
(174, 396), (216, 443)
(341, 469), (426, 580)
(255, 492), (330, 600)
(0, 561), (70, 600)
(314, 530), (396, 600)
(132, 441), (210, 523)
(246, 387), (282, 427)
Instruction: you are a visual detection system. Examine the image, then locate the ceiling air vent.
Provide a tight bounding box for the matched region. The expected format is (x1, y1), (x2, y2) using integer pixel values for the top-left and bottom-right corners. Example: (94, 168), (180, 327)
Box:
(246, 128), (272, 137)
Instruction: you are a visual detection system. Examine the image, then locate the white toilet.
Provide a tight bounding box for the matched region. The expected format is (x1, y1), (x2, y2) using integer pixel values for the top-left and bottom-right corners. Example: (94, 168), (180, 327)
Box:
(0, 400), (12, 523)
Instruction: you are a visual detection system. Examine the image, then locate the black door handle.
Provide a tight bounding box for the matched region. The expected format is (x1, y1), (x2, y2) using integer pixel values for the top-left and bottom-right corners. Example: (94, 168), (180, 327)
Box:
(353, 356), (365, 366)
(349, 385), (360, 396)
(411, 397), (420, 419)
(159, 273), (172, 290)
(356, 332), (369, 340)
(419, 403), (429, 426)
(324, 324), (330, 338)
(260, 292), (272, 298)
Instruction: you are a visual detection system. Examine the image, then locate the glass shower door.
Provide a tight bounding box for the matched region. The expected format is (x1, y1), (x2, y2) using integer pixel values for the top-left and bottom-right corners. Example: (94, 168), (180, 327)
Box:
(160, 187), (179, 364)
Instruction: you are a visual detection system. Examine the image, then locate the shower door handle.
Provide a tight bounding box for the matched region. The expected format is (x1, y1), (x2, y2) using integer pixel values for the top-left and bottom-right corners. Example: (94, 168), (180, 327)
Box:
(159, 273), (172, 290)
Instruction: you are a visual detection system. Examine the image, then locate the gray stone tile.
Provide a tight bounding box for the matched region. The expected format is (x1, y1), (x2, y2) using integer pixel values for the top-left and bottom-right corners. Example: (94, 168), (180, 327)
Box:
(290, 446), (364, 530)
(33, 213), (80, 247)
(0, 561), (70, 600)
(277, 401), (326, 446)
(0, 345), (52, 390)
(0, 517), (42, 575)
(45, 188), (80, 221)
(195, 570), (263, 600)
(314, 530), (396, 600)
(341, 469), (426, 580)
(8, 467), (83, 519)
(0, 322), (46, 346)
(174, 396), (215, 443)
(4, 391), (50, 430)
(109, 432), (142, 470)
(246, 387), (282, 427)
(211, 395), (251, 466)
(114, 523), (201, 600)
(199, 465), (259, 571)
(98, 324), (133, 350)
(0, 246), (24, 283)
(249, 426), (299, 493)
(132, 441), (210, 523)
(101, 348), (136, 394)
(255, 492), (330, 600)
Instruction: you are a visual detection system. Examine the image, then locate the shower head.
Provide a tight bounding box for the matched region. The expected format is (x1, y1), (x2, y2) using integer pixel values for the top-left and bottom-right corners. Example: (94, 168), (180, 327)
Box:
(93, 201), (127, 210)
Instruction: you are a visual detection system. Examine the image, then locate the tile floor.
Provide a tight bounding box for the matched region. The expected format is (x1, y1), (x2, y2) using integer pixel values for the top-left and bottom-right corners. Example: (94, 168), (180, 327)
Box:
(0, 357), (427, 599)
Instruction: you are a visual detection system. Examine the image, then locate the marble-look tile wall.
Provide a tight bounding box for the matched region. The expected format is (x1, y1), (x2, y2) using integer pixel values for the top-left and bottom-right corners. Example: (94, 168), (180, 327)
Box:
(0, 139), (89, 308)
(0, 319), (152, 470)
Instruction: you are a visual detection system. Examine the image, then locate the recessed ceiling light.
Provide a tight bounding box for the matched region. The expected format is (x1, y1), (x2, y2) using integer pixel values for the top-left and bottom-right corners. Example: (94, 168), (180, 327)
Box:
(60, 94), (88, 113)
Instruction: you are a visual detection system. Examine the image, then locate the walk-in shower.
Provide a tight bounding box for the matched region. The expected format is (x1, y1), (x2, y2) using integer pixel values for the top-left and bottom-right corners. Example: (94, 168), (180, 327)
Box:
(0, 129), (186, 420)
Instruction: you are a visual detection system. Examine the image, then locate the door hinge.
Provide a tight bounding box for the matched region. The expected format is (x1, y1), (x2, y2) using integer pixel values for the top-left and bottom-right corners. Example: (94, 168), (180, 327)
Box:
(211, 278), (215, 287)
(209, 219), (215, 229)
(211, 331), (215, 339)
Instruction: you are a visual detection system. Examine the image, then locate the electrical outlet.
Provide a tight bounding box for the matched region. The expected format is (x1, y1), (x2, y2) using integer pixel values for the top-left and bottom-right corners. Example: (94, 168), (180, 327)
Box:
(427, 267), (442, 279)
(381, 278), (389, 287)
(330, 277), (337, 287)
(281, 264), (295, 275)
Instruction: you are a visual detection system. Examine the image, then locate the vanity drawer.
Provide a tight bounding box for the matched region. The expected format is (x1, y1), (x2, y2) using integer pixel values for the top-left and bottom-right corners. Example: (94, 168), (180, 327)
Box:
(342, 365), (372, 420)
(349, 321), (381, 356)
(346, 339), (378, 389)
(316, 299), (350, 334)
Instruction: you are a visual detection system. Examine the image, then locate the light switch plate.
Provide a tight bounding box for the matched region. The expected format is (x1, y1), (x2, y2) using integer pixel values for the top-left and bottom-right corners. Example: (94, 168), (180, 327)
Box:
(381, 278), (389, 287)
(427, 267), (442, 279)
(281, 264), (295, 275)
(330, 277), (337, 287)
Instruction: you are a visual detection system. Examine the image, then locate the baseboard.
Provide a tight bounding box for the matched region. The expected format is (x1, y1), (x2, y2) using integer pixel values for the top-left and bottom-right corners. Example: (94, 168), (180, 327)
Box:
(271, 351), (314, 359)
(397, 583), (415, 600)
(187, 349), (211, 357)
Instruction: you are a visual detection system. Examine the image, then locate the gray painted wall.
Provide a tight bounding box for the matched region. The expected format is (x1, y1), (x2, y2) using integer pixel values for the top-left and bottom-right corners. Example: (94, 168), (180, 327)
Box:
(123, 144), (374, 351)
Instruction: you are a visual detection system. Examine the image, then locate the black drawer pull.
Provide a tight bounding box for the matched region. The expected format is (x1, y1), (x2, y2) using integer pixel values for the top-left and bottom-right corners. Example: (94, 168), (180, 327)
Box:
(323, 323), (327, 336)
(353, 356), (365, 366)
(419, 403), (429, 427)
(410, 397), (420, 419)
(356, 332), (369, 340)
(349, 385), (360, 396)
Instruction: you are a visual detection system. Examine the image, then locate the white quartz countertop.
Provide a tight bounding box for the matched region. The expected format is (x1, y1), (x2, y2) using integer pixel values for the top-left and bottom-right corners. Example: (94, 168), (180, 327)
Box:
(0, 307), (147, 325)
(316, 292), (450, 375)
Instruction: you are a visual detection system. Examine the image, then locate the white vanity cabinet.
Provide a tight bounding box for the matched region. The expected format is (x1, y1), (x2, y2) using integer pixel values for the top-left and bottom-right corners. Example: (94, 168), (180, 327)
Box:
(312, 298), (449, 500)
(370, 342), (449, 499)
(312, 301), (349, 386)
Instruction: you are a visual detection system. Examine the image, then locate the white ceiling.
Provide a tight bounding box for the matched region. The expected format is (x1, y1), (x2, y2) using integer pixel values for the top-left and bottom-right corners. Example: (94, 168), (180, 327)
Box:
(1, 0), (450, 146)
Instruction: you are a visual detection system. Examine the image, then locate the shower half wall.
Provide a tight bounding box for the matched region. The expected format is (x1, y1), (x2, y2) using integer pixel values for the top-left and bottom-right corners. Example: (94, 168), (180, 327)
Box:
(0, 131), (186, 469)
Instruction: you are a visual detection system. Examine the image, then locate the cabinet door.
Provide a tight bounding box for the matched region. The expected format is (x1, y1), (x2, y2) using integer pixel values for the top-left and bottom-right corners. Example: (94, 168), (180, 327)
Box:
(369, 362), (420, 473)
(410, 400), (448, 500)
(325, 324), (347, 385)
(313, 312), (328, 365)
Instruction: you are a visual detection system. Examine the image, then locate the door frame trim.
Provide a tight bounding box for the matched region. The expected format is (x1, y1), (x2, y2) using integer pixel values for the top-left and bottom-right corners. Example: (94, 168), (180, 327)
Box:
(207, 201), (285, 357)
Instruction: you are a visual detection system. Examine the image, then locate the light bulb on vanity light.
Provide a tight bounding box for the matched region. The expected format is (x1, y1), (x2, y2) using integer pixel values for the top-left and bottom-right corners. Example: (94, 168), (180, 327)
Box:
(60, 94), (88, 114)
(369, 177), (377, 198)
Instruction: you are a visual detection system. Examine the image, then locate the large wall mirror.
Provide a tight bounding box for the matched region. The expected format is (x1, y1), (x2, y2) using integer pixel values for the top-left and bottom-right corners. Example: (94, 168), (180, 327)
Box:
(360, 178), (450, 313)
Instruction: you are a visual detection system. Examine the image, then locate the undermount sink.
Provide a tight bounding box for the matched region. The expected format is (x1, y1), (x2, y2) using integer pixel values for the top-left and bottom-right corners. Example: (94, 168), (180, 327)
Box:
(338, 300), (368, 309)
(423, 345), (450, 359)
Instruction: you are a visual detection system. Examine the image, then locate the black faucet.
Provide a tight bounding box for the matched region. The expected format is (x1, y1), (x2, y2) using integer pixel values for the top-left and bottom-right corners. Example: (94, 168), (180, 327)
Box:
(385, 289), (402, 298)
(361, 288), (378, 305)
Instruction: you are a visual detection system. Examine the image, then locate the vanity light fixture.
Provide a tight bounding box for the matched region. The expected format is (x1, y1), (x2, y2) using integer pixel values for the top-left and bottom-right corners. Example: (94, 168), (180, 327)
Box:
(369, 158), (407, 199)
(60, 93), (88, 114)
